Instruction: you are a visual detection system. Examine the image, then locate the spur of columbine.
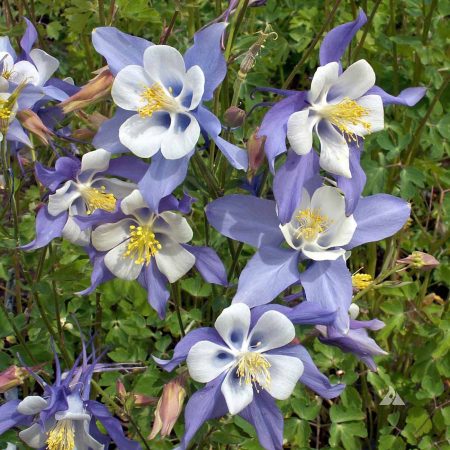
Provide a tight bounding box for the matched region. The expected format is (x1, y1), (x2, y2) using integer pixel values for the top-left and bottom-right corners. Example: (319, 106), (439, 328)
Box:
(154, 303), (344, 450)
(0, 342), (141, 450)
(83, 189), (227, 317)
(206, 184), (410, 333)
(22, 148), (145, 249)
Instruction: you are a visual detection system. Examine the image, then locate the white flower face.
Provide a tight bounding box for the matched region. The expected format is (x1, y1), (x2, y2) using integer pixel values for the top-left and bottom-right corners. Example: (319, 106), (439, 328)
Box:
(111, 45), (205, 159)
(47, 149), (136, 246)
(280, 186), (357, 261)
(91, 190), (195, 283)
(287, 60), (384, 178)
(187, 303), (304, 415)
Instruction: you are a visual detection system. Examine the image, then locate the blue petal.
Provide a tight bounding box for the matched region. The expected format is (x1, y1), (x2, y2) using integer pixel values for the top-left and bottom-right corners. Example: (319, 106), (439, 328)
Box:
(35, 157), (80, 191)
(141, 260), (170, 319)
(206, 194), (283, 248)
(91, 27), (152, 76)
(366, 85), (426, 106)
(77, 248), (115, 295)
(107, 154), (149, 183)
(184, 23), (227, 102)
(0, 400), (31, 435)
(6, 119), (32, 147)
(20, 18), (38, 56)
(347, 194), (410, 248)
(233, 247), (300, 307)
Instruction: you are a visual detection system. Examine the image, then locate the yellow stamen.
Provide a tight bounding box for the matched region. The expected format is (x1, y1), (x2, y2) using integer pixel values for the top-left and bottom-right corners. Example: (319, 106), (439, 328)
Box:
(295, 208), (331, 241)
(320, 97), (371, 141)
(0, 99), (12, 121)
(123, 225), (162, 265)
(352, 273), (373, 290)
(80, 185), (116, 214)
(138, 83), (178, 118)
(236, 352), (271, 390)
(46, 419), (75, 450)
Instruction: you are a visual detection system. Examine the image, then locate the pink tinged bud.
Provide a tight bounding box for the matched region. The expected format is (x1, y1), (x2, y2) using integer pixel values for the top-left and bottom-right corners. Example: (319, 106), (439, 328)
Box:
(0, 366), (27, 393)
(148, 374), (187, 440)
(223, 106), (246, 128)
(16, 109), (54, 145)
(60, 68), (114, 114)
(397, 251), (439, 271)
(247, 127), (266, 178)
(116, 379), (127, 399)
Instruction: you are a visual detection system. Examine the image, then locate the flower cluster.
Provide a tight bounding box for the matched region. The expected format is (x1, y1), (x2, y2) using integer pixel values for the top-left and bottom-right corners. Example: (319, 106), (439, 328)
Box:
(0, 6), (426, 450)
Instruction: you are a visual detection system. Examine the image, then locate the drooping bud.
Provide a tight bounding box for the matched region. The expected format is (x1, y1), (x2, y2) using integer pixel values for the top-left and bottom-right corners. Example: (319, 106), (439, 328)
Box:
(397, 251), (439, 271)
(17, 109), (54, 145)
(60, 68), (113, 114)
(352, 273), (372, 291)
(148, 373), (187, 440)
(223, 106), (245, 128)
(247, 127), (266, 180)
(0, 366), (29, 393)
(348, 303), (360, 320)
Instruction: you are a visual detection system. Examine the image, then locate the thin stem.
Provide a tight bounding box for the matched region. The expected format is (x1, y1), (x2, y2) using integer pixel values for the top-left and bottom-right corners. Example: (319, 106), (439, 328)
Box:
(192, 152), (221, 198)
(98, 0), (105, 25)
(224, 0), (250, 61)
(160, 9), (179, 44)
(282, 0), (342, 89)
(353, 0), (383, 60)
(172, 281), (185, 337)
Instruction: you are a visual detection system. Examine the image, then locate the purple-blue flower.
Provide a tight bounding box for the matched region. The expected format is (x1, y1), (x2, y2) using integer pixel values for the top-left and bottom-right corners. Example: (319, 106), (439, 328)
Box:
(0, 342), (141, 449)
(206, 184), (410, 333)
(154, 303), (344, 450)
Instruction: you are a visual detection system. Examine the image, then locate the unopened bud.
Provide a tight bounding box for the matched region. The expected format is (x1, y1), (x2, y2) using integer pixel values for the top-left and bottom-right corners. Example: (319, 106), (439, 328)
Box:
(223, 106), (245, 128)
(60, 68), (114, 114)
(352, 273), (372, 291)
(348, 303), (360, 320)
(247, 127), (266, 179)
(116, 379), (127, 400)
(0, 366), (28, 393)
(397, 251), (439, 271)
(149, 374), (187, 439)
(17, 109), (54, 145)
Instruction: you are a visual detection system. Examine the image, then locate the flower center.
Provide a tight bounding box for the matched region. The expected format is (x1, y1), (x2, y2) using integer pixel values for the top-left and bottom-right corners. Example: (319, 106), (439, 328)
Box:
(46, 419), (75, 450)
(80, 185), (116, 214)
(352, 273), (372, 290)
(295, 208), (331, 241)
(0, 100), (13, 121)
(319, 97), (371, 141)
(236, 352), (271, 390)
(138, 83), (179, 117)
(123, 225), (162, 265)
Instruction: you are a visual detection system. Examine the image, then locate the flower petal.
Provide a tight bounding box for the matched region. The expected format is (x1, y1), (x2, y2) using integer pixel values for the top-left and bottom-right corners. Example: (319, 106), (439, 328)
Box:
(287, 109), (316, 155)
(10, 60), (39, 85)
(154, 211), (193, 243)
(104, 240), (143, 280)
(18, 423), (47, 448)
(160, 113), (200, 159)
(221, 369), (254, 415)
(309, 62), (339, 103)
(264, 354), (303, 400)
(214, 303), (251, 351)
(47, 181), (81, 216)
(17, 396), (48, 415)
(247, 310), (295, 353)
(302, 246), (346, 261)
(187, 340), (235, 383)
(178, 64), (205, 110)
(120, 189), (147, 215)
(346, 94), (384, 136)
(111, 65), (153, 111)
(91, 218), (134, 252)
(29, 48), (59, 85)
(79, 148), (111, 179)
(119, 112), (170, 158)
(327, 59), (376, 102)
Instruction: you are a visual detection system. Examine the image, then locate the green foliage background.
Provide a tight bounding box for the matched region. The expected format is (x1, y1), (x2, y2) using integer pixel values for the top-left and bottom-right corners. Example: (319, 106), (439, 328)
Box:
(0, 0), (449, 449)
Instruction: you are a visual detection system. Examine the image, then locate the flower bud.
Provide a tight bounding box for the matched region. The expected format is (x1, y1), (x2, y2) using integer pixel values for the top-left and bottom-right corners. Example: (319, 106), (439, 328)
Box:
(149, 374), (187, 439)
(60, 68), (114, 114)
(352, 273), (372, 291)
(16, 109), (54, 145)
(397, 251), (439, 271)
(0, 366), (28, 393)
(247, 127), (266, 179)
(223, 106), (245, 128)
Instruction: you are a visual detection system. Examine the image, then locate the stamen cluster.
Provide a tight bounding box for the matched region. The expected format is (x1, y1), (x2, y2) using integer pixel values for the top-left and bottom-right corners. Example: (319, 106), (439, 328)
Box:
(138, 83), (176, 118)
(295, 208), (331, 241)
(124, 225), (162, 265)
(46, 419), (75, 450)
(236, 352), (271, 390)
(81, 186), (117, 214)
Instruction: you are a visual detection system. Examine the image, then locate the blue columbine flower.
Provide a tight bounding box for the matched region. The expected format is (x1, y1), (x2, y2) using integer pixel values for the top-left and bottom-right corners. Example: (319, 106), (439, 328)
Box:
(206, 184), (410, 333)
(154, 303), (344, 450)
(0, 343), (141, 449)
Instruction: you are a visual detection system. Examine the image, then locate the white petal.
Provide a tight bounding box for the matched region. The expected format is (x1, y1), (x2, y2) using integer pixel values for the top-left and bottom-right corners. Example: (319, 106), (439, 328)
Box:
(309, 62), (339, 103)
(177, 65), (205, 110)
(47, 181), (81, 216)
(91, 218), (134, 251)
(327, 59), (376, 102)
(287, 110), (316, 155)
(280, 222), (302, 251)
(112, 65), (153, 111)
(143, 45), (186, 93)
(154, 237), (195, 283)
(302, 246), (346, 261)
(19, 423), (47, 448)
(104, 240), (143, 280)
(0, 52), (15, 71)
(316, 121), (351, 178)
(120, 189), (147, 216)
(317, 215), (357, 248)
(17, 396), (48, 415)
(160, 113), (200, 159)
(80, 148), (111, 178)
(10, 60), (39, 85)
(264, 354), (303, 400)
(221, 368), (254, 415)
(215, 303), (251, 351)
(310, 186), (346, 224)
(154, 211), (193, 243)
(74, 420), (104, 450)
(187, 340), (235, 383)
(29, 48), (59, 86)
(62, 216), (90, 246)
(346, 94), (384, 136)
(119, 112), (169, 158)
(91, 177), (136, 199)
(247, 310), (295, 352)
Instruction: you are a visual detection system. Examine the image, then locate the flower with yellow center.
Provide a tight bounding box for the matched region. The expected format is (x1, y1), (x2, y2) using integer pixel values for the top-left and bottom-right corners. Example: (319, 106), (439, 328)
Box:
(138, 83), (179, 118)
(295, 208), (332, 241)
(236, 351), (271, 390)
(123, 225), (162, 265)
(287, 59), (384, 178)
(79, 185), (117, 215)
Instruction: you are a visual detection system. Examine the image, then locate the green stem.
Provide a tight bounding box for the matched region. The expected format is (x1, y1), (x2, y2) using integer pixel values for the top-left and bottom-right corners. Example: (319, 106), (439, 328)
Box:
(353, 0), (383, 60)
(224, 0), (250, 61)
(98, 0), (105, 25)
(192, 152), (220, 198)
(172, 281), (185, 337)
